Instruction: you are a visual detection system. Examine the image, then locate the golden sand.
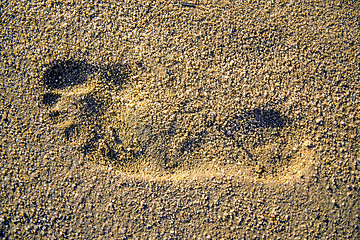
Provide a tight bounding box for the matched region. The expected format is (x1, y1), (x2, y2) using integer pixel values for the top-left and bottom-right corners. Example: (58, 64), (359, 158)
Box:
(1, 0), (359, 238)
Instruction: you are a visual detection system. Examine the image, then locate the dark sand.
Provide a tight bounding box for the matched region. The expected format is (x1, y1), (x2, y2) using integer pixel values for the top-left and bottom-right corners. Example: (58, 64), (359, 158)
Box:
(1, 0), (360, 238)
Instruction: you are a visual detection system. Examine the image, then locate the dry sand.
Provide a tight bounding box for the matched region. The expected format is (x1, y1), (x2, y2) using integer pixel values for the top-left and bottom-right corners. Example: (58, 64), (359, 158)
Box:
(1, 0), (360, 239)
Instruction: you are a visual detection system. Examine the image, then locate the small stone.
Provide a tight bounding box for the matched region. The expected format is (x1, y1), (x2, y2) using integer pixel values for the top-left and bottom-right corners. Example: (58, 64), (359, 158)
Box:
(254, 165), (264, 174)
(303, 140), (314, 148)
(315, 118), (324, 125)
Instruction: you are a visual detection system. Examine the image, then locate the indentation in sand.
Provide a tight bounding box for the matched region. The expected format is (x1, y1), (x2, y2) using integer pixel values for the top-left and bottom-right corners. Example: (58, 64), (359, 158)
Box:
(40, 59), (315, 183)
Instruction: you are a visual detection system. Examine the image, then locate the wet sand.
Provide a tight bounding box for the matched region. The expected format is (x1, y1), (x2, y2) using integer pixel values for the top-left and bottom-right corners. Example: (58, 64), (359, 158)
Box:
(1, 0), (360, 238)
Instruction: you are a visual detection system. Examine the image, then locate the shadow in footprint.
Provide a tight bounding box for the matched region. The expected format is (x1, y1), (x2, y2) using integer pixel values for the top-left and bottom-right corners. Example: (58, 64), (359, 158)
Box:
(42, 60), (93, 89)
(78, 95), (106, 117)
(221, 107), (289, 159)
(252, 108), (285, 129)
(223, 107), (287, 137)
(79, 128), (103, 154)
(41, 92), (61, 106)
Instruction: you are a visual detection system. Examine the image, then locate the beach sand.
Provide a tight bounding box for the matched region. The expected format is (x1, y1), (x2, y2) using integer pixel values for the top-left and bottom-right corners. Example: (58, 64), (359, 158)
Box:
(1, 0), (359, 238)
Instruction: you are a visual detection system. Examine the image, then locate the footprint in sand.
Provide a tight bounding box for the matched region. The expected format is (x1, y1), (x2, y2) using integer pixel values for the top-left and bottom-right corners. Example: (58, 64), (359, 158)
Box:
(39, 59), (314, 181)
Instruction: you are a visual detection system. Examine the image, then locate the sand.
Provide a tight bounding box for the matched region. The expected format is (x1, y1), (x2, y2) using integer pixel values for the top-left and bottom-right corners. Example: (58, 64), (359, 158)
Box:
(1, 0), (360, 238)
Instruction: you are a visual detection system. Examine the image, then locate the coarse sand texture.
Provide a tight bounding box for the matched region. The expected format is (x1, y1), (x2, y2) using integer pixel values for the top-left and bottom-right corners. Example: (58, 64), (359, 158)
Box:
(1, 0), (359, 239)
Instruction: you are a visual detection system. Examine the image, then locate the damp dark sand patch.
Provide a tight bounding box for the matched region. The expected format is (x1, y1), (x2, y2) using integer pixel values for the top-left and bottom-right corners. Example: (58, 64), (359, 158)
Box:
(39, 59), (315, 182)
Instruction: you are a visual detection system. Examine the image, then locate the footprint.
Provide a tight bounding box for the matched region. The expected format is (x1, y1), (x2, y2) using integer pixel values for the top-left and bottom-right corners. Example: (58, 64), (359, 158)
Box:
(39, 59), (314, 181)
(41, 92), (61, 106)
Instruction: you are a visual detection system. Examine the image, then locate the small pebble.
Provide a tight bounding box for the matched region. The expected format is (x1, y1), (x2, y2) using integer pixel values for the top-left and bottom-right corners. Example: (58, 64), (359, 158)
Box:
(304, 140), (314, 148)
(315, 118), (324, 125)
